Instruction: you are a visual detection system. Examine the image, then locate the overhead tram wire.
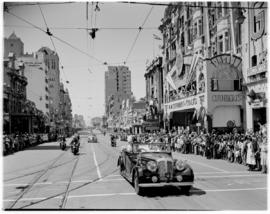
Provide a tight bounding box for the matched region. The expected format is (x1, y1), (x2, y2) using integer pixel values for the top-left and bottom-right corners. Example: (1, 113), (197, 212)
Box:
(119, 1), (268, 10)
(124, 6), (154, 64)
(37, 3), (69, 84)
(4, 25), (159, 30)
(5, 10), (105, 66)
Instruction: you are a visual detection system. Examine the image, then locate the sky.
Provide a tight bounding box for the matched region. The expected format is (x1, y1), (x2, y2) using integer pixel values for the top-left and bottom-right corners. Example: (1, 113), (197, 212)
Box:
(3, 0), (165, 125)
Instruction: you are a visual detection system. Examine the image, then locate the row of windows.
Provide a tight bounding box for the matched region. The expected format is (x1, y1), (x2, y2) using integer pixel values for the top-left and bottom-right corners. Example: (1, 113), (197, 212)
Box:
(45, 59), (57, 70)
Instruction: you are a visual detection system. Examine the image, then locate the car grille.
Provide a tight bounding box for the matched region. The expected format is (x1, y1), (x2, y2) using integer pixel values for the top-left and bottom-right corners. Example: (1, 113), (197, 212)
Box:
(158, 160), (173, 181)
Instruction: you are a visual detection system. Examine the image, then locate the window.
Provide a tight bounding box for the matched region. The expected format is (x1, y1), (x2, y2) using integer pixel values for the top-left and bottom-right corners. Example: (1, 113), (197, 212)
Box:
(10, 43), (14, 47)
(254, 14), (261, 33)
(252, 55), (257, 67)
(211, 79), (219, 91)
(216, 2), (222, 19)
(218, 35), (223, 54)
(198, 18), (203, 36)
(225, 31), (230, 52)
(223, 2), (229, 16)
(193, 22), (198, 39)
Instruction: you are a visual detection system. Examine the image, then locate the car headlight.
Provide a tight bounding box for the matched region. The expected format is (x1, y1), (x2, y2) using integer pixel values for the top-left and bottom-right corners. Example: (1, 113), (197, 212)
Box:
(175, 160), (185, 171)
(146, 161), (157, 172)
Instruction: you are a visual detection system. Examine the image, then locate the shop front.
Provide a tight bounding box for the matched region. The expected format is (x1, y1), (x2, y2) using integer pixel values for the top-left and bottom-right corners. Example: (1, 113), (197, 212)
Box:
(165, 95), (204, 132)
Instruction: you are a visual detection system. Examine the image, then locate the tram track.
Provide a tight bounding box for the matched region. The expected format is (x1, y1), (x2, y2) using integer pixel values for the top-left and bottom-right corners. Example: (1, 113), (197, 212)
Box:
(12, 134), (121, 209)
(7, 150), (68, 209)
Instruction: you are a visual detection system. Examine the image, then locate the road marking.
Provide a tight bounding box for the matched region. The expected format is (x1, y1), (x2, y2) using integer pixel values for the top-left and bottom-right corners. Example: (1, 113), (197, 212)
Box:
(67, 192), (136, 199)
(107, 174), (121, 177)
(196, 171), (253, 175)
(191, 187), (267, 193)
(188, 160), (229, 172)
(196, 174), (267, 179)
(4, 187), (267, 202)
(97, 178), (124, 182)
(91, 144), (102, 181)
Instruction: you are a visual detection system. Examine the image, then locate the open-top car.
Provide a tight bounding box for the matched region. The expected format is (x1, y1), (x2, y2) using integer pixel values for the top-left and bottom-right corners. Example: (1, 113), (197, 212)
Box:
(88, 134), (98, 143)
(117, 142), (194, 195)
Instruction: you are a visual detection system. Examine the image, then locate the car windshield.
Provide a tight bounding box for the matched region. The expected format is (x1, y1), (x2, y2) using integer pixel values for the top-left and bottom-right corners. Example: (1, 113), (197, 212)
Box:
(134, 143), (171, 153)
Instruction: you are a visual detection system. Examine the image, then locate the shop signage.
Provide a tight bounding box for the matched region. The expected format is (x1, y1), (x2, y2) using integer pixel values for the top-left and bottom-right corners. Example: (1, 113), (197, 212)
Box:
(251, 100), (265, 108)
(247, 62), (267, 77)
(168, 97), (197, 110)
(24, 62), (43, 66)
(212, 94), (243, 102)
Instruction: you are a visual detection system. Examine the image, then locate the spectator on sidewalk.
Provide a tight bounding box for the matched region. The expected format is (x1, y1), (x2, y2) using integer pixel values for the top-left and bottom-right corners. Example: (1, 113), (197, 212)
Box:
(246, 136), (256, 171)
(260, 135), (267, 173)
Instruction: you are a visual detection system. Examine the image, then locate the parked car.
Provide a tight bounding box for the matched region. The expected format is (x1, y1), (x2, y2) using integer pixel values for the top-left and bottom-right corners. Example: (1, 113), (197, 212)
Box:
(117, 142), (194, 195)
(88, 134), (98, 143)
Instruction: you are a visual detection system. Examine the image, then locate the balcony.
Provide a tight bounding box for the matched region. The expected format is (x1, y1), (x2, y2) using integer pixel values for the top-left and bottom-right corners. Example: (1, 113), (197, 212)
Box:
(247, 62), (267, 77)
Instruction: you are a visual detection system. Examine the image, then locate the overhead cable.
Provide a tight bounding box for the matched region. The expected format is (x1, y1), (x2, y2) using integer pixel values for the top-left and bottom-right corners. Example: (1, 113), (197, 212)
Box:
(124, 6), (154, 64)
(38, 3), (70, 84)
(5, 10), (105, 65)
(119, 1), (268, 9)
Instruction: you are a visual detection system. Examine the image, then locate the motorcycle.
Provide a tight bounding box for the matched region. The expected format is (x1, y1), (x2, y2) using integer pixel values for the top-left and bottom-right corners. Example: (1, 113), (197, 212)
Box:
(71, 143), (79, 155)
(59, 140), (66, 150)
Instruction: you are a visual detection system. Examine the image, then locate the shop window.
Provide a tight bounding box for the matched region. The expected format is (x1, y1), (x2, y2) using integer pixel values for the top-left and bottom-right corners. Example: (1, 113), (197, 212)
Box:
(252, 55), (257, 67)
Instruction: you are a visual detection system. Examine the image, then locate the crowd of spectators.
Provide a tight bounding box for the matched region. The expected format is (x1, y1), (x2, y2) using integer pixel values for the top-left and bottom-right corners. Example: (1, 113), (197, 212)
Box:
(131, 125), (267, 174)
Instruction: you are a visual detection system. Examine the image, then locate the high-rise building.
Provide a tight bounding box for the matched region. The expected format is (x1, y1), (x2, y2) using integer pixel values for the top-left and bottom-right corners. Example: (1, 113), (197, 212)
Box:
(105, 66), (132, 117)
(18, 55), (49, 117)
(36, 47), (61, 122)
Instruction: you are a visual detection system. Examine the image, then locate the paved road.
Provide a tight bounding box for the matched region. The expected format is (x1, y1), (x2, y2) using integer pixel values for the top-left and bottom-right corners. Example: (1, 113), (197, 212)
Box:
(3, 131), (267, 210)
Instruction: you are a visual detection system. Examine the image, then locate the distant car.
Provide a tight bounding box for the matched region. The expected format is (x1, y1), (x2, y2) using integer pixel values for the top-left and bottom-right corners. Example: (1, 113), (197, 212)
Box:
(42, 134), (49, 142)
(117, 142), (194, 195)
(88, 134), (98, 143)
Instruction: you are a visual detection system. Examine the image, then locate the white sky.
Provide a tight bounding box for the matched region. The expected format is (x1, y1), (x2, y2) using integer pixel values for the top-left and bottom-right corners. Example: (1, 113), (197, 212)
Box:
(3, 0), (165, 124)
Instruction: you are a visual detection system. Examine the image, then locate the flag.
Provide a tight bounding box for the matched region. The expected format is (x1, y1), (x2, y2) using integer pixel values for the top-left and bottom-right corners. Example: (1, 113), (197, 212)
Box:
(153, 34), (162, 40)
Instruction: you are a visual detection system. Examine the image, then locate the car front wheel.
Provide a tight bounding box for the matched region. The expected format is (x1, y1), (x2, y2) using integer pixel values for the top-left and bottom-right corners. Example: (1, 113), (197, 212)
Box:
(134, 171), (143, 196)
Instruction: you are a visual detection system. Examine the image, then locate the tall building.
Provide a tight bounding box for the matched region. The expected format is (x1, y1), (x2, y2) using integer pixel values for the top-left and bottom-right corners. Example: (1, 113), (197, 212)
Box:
(4, 32), (24, 58)
(36, 47), (61, 119)
(241, 2), (267, 132)
(159, 2), (245, 132)
(105, 66), (132, 118)
(18, 54), (50, 117)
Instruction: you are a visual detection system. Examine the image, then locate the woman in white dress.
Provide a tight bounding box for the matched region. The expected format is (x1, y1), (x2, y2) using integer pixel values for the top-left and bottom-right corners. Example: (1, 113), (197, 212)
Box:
(246, 137), (256, 171)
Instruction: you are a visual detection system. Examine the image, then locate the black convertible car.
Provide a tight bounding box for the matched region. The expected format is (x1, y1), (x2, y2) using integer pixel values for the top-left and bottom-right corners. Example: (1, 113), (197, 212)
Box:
(117, 142), (194, 195)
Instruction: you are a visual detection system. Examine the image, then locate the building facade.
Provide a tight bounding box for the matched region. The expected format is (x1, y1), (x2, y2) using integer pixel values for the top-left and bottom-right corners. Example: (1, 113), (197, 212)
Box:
(36, 47), (61, 128)
(105, 66), (132, 126)
(3, 53), (30, 134)
(241, 2), (267, 132)
(18, 54), (50, 117)
(145, 57), (164, 129)
(159, 2), (247, 133)
(4, 32), (24, 58)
